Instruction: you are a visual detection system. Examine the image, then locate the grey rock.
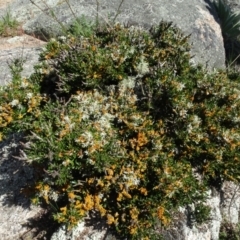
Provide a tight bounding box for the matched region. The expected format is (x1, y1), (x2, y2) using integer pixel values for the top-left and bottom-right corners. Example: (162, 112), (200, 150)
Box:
(3, 0), (225, 70)
(0, 46), (43, 85)
(221, 181), (240, 224)
(0, 133), (43, 240)
(0, 34), (46, 85)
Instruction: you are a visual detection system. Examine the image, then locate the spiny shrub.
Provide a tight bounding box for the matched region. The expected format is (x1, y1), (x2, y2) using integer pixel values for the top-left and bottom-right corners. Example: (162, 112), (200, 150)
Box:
(1, 22), (240, 239)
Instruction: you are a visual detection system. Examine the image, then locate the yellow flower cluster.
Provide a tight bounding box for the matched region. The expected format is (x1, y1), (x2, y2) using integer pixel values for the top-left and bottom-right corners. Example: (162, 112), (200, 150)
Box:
(0, 103), (13, 127)
(0, 77), (47, 141)
(157, 206), (170, 226)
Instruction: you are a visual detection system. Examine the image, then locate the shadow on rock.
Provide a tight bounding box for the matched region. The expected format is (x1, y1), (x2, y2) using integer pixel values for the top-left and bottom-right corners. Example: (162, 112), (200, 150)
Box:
(0, 133), (33, 208)
(0, 133), (60, 239)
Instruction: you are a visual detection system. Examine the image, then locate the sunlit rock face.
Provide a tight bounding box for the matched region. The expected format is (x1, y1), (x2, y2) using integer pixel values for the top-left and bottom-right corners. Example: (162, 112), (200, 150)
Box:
(0, 0), (225, 70)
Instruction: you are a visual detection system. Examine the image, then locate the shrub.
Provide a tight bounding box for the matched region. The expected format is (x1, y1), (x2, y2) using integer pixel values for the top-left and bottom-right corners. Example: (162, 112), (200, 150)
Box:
(66, 15), (96, 38)
(1, 22), (240, 239)
(220, 220), (240, 240)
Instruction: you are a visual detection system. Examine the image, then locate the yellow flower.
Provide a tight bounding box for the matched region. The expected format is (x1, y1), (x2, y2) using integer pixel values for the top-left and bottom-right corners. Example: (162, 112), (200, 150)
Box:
(83, 194), (94, 211)
(68, 192), (75, 199)
(97, 179), (104, 188)
(69, 216), (77, 224)
(129, 226), (138, 235)
(4, 115), (12, 123)
(35, 183), (42, 190)
(43, 194), (49, 204)
(34, 109), (41, 118)
(130, 132), (149, 150)
(93, 72), (101, 79)
(164, 166), (172, 175)
(87, 178), (95, 184)
(89, 143), (101, 153)
(139, 187), (148, 196)
(98, 205), (107, 216)
(59, 129), (69, 139)
(75, 200), (82, 209)
(157, 206), (165, 220)
(111, 165), (116, 170)
(70, 36), (75, 43)
(106, 214), (115, 225)
(60, 206), (67, 215)
(118, 75), (123, 80)
(122, 189), (132, 199)
(118, 183), (124, 190)
(106, 168), (114, 176)
(78, 209), (85, 216)
(17, 114), (24, 119)
(157, 206), (170, 226)
(93, 195), (100, 206)
(130, 207), (139, 220)
(137, 132), (148, 146)
(31, 198), (38, 204)
(117, 193), (123, 202)
(56, 216), (65, 223)
(44, 185), (50, 192)
(104, 175), (113, 180)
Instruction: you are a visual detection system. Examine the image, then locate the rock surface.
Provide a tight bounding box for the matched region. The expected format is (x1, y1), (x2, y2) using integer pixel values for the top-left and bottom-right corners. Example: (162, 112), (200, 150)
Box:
(0, 134), (45, 240)
(0, 0), (225, 70)
(0, 35), (46, 85)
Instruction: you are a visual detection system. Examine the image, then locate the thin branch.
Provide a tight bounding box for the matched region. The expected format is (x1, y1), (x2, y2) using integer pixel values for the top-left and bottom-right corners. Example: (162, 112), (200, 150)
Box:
(112, 0), (125, 23)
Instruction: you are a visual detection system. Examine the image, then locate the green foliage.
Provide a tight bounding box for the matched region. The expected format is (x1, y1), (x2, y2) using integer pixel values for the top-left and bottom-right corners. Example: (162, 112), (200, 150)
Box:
(0, 9), (19, 36)
(220, 221), (240, 240)
(213, 0), (240, 67)
(1, 22), (240, 238)
(66, 15), (96, 38)
(213, 0), (240, 41)
(8, 58), (26, 81)
(28, 0), (125, 40)
(193, 203), (211, 224)
(37, 22), (192, 98)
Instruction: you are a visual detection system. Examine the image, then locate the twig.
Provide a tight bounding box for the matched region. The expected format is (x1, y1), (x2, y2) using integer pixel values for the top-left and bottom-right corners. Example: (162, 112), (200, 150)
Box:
(227, 53), (240, 70)
(29, 0), (67, 35)
(112, 0), (125, 23)
(65, 0), (78, 20)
